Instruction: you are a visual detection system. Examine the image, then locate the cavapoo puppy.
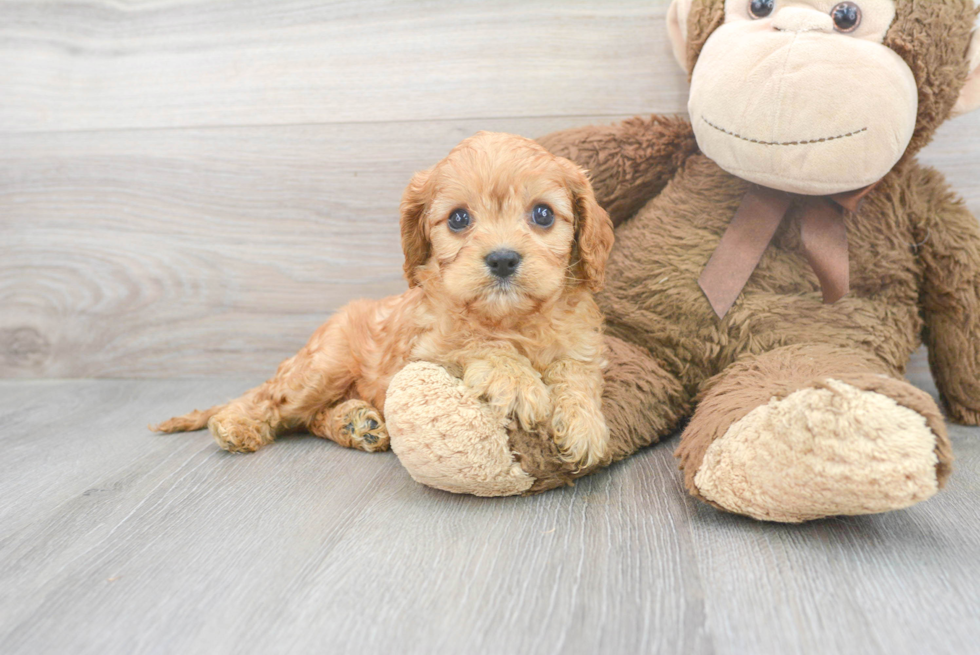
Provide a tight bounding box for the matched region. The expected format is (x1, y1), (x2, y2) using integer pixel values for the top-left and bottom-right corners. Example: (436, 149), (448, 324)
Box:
(155, 131), (615, 467)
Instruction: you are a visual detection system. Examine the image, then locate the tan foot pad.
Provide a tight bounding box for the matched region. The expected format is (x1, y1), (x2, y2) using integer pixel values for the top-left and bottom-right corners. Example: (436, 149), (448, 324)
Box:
(385, 362), (534, 497)
(694, 379), (940, 523)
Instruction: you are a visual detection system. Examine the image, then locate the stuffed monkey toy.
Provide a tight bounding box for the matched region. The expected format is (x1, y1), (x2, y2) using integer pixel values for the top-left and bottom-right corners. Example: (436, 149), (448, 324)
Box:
(385, 0), (980, 522)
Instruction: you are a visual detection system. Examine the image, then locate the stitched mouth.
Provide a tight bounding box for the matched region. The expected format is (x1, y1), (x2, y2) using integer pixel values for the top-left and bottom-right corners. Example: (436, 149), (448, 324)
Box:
(702, 117), (867, 146)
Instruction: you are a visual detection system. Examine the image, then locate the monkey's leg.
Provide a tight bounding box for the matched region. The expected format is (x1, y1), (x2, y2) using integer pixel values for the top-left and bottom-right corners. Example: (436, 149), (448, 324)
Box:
(676, 344), (953, 523)
(384, 336), (691, 497)
(600, 336), (690, 460)
(515, 335), (692, 494)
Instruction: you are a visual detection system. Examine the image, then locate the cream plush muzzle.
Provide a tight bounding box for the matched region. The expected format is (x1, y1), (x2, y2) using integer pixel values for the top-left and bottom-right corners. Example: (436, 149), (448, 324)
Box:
(688, 9), (918, 195)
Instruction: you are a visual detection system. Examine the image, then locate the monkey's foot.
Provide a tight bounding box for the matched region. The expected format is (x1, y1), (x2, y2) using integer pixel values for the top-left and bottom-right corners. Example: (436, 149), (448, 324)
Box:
(692, 380), (944, 523)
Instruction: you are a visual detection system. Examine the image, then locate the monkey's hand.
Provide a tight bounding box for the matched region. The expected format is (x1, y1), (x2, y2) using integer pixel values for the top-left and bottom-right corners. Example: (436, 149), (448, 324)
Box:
(537, 115), (697, 228)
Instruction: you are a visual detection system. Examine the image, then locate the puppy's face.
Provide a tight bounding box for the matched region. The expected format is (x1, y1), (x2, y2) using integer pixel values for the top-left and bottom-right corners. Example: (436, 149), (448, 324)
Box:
(401, 132), (614, 320)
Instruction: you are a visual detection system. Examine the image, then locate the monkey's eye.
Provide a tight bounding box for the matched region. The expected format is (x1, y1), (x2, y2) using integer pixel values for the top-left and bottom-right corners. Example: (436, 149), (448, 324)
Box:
(447, 208), (471, 232)
(831, 2), (861, 32)
(749, 0), (774, 18)
(531, 204), (555, 228)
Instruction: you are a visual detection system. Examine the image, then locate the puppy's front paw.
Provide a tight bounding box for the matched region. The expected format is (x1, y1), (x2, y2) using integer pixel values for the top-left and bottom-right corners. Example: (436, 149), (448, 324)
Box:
(463, 359), (551, 430)
(550, 397), (609, 469)
(208, 414), (274, 453)
(513, 379), (553, 431)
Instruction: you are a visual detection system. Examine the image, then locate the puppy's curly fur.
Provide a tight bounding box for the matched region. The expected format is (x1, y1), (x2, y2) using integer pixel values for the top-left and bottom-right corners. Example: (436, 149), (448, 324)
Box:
(154, 132), (615, 467)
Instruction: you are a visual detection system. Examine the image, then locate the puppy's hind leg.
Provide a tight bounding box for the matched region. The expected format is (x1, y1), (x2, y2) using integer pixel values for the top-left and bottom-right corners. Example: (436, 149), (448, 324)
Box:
(207, 309), (361, 453)
(309, 400), (389, 453)
(151, 393), (274, 454)
(152, 405), (225, 433)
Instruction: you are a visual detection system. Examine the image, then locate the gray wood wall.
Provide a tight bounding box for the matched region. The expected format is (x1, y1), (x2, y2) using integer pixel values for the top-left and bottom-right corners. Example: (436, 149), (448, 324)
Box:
(2, 0), (978, 379)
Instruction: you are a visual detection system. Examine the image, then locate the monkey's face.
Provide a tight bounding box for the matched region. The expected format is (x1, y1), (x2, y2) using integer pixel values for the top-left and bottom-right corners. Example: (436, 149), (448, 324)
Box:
(688, 0), (917, 195)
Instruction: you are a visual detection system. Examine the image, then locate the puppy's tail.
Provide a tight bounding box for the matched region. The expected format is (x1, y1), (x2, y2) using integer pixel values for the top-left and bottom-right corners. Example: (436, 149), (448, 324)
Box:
(150, 404), (225, 434)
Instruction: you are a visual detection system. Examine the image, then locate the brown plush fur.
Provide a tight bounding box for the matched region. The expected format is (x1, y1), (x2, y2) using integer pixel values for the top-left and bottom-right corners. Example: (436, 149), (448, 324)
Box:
(510, 334), (691, 493)
(522, 0), (980, 509)
(155, 132), (615, 468)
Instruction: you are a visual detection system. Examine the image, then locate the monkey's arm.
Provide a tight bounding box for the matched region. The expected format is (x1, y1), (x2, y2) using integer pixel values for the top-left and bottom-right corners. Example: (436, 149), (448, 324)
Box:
(917, 171), (980, 425)
(537, 115), (697, 227)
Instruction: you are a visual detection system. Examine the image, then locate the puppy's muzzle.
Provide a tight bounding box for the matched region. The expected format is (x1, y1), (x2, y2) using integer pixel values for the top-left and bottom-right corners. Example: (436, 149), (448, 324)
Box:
(485, 249), (522, 280)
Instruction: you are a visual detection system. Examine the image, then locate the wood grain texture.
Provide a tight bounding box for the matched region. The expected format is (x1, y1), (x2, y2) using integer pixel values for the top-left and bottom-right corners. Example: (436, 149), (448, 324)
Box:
(0, 116), (633, 378)
(3, 3), (979, 654)
(2, 115), (978, 379)
(1, 0), (978, 379)
(0, 0), (688, 133)
(1, 355), (979, 655)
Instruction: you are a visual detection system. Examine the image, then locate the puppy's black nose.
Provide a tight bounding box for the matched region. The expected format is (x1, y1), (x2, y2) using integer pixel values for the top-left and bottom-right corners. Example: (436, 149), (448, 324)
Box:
(485, 249), (522, 279)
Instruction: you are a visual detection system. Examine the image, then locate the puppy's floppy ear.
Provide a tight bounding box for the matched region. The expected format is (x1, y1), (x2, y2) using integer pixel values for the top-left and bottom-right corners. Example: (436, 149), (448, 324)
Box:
(560, 158), (615, 292)
(400, 169), (433, 287)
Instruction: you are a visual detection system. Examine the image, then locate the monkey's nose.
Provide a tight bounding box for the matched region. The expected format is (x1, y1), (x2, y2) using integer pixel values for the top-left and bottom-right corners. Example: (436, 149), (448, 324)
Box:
(772, 7), (834, 33)
(485, 249), (522, 279)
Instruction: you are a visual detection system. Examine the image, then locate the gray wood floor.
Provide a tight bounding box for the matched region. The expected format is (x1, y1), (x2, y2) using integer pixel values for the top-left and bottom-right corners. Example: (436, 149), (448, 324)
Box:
(1, 352), (979, 655)
(2, 0), (979, 380)
(3, 1), (980, 653)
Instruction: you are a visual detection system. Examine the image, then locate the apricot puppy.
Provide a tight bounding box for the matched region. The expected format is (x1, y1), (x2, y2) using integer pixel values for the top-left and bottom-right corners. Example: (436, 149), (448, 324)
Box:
(155, 131), (615, 468)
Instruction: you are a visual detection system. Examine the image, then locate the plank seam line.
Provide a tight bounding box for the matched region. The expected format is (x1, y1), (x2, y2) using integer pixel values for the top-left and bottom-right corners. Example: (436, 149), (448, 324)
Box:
(0, 112), (668, 138)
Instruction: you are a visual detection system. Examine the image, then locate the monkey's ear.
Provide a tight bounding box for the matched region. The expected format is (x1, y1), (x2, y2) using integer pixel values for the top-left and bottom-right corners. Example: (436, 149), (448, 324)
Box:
(667, 0), (693, 73)
(667, 0), (727, 76)
(953, 30), (980, 117)
(400, 170), (433, 288)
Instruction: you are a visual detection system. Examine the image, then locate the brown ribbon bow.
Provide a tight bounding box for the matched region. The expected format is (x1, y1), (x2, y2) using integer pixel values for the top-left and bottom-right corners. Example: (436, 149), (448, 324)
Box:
(698, 184), (876, 319)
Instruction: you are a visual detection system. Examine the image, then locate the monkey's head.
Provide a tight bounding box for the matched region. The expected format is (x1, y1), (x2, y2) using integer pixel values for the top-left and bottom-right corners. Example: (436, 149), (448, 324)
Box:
(667, 0), (980, 195)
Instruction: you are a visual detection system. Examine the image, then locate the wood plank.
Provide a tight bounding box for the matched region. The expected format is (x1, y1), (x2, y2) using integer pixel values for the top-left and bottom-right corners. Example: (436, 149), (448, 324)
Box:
(1, 371), (979, 654)
(3, 116), (978, 379)
(0, 116), (623, 378)
(0, 0), (689, 133)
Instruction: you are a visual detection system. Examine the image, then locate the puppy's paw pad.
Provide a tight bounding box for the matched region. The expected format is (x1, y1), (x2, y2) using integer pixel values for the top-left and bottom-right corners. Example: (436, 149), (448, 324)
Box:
(346, 408), (389, 452)
(325, 401), (389, 452)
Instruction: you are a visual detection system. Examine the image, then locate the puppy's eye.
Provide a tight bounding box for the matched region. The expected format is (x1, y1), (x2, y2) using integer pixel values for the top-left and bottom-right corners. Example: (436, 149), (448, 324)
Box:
(447, 209), (471, 232)
(531, 204), (555, 228)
